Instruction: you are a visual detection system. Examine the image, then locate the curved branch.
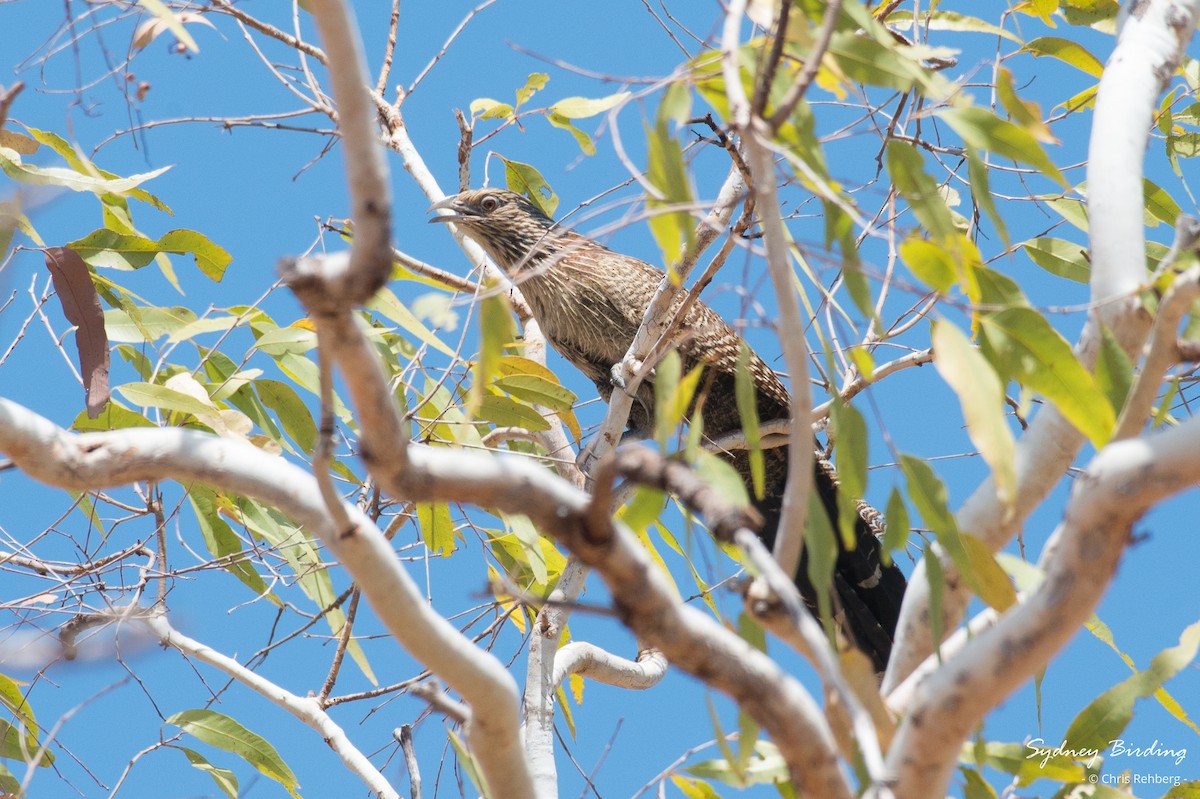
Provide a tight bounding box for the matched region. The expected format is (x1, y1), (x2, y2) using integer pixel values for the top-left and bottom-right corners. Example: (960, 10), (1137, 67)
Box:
(885, 414), (1200, 797)
(552, 643), (667, 691)
(0, 398), (536, 799)
(145, 614), (400, 799)
(883, 0), (1200, 691)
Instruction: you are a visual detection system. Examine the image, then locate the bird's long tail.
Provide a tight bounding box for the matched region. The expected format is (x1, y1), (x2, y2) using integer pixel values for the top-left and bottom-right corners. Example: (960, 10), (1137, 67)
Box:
(752, 450), (906, 674)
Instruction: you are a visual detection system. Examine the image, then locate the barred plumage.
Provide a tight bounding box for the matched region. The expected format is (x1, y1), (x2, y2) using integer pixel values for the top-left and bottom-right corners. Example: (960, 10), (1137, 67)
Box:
(430, 188), (906, 672)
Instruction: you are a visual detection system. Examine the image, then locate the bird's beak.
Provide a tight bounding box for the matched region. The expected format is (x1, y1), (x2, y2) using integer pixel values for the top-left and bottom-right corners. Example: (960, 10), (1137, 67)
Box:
(428, 195), (467, 224)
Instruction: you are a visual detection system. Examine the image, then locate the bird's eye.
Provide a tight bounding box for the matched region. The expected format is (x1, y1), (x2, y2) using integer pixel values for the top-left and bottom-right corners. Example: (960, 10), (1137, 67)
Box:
(480, 196), (499, 212)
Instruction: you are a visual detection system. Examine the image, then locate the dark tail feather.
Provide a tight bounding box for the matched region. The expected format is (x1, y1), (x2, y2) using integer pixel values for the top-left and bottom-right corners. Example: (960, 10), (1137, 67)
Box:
(754, 459), (907, 674)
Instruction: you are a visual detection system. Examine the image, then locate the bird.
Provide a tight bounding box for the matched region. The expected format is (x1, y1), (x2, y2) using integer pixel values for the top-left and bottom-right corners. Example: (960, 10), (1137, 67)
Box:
(429, 188), (907, 672)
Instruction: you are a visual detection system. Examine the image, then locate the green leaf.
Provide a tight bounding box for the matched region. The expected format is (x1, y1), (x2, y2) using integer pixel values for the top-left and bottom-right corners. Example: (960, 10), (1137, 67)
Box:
(958, 533), (1018, 613)
(417, 502), (456, 556)
(1095, 324), (1134, 415)
(655, 352), (705, 445)
(825, 30), (951, 97)
(177, 746), (239, 799)
(925, 541), (945, 657)
(0, 763), (19, 796)
(805, 488), (839, 627)
(899, 236), (956, 293)
(959, 767), (999, 799)
(1022, 36), (1105, 77)
(734, 343), (765, 500)
(996, 67), (1054, 143)
(104, 305), (198, 343)
(959, 740), (1085, 786)
(188, 487), (273, 599)
(255, 379), (317, 454)
(705, 696), (744, 786)
(658, 81), (693, 127)
(1024, 237), (1090, 283)
(515, 72), (549, 107)
(1065, 621), (1200, 751)
(1085, 615), (1200, 735)
(938, 106), (1066, 187)
(368, 287), (456, 358)
(549, 91), (630, 119)
(978, 307), (1116, 447)
(506, 512), (548, 585)
(230, 497), (373, 684)
(166, 315), (242, 343)
(498, 156), (558, 217)
(117, 382), (216, 418)
(476, 393), (551, 431)
(165, 709), (300, 798)
(470, 98), (513, 120)
(447, 729), (489, 798)
(932, 320), (1017, 507)
(0, 674), (47, 765)
(497, 355), (581, 438)
(692, 449), (751, 513)
(493, 373), (576, 412)
(72, 402), (155, 431)
(885, 10), (1021, 42)
(882, 486), (910, 566)
(14, 127), (171, 211)
(671, 775), (725, 798)
(900, 455), (1015, 612)
(887, 142), (956, 240)
(545, 112), (595, 155)
(966, 151), (1009, 243)
(0, 145), (170, 197)
(1144, 177), (1184, 228)
(645, 119), (694, 268)
(469, 285), (516, 415)
(1044, 195), (1089, 231)
(829, 397), (869, 548)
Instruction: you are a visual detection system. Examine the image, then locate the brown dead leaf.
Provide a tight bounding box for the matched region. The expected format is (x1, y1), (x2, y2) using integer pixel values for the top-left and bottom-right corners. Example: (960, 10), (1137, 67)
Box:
(44, 247), (110, 418)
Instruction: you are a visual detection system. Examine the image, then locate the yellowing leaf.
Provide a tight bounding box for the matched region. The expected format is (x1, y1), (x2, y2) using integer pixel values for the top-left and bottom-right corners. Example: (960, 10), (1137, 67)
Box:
(550, 91), (630, 119)
(134, 0), (207, 51)
(1022, 36), (1105, 77)
(470, 98), (513, 120)
(645, 120), (694, 268)
(932, 320), (1016, 507)
(417, 502), (456, 556)
(515, 73), (549, 107)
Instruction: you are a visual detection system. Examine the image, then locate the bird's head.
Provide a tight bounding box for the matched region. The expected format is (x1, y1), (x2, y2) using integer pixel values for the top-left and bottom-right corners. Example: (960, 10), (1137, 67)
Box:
(428, 188), (557, 270)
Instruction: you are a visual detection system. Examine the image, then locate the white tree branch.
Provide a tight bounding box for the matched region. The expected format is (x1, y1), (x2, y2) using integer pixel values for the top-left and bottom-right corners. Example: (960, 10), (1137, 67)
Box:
(552, 643), (668, 691)
(143, 614), (400, 799)
(884, 414), (1200, 797)
(256, 287), (851, 795)
(303, 0), (392, 301)
(522, 556), (589, 799)
(0, 398), (537, 799)
(883, 0), (1200, 691)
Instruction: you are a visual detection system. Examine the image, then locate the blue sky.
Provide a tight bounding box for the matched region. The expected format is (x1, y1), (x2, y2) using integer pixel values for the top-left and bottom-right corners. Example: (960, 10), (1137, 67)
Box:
(1, 1), (1198, 797)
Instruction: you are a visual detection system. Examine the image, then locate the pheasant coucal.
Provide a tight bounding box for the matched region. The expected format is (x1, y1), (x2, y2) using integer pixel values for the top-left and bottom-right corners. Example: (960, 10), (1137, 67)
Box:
(430, 188), (906, 671)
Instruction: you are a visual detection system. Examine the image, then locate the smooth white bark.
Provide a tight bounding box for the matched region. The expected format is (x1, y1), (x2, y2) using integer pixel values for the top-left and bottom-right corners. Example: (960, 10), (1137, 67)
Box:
(883, 0), (1200, 691)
